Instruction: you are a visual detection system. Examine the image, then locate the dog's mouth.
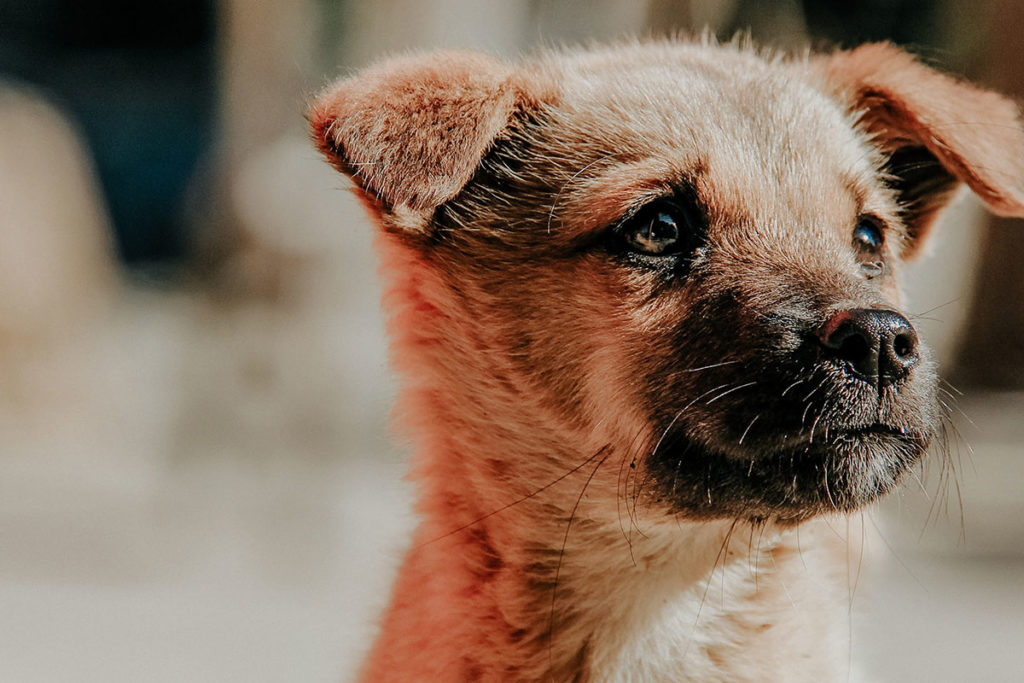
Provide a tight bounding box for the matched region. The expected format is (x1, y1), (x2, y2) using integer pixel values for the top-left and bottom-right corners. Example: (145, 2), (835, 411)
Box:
(834, 423), (910, 437)
(774, 421), (922, 448)
(646, 416), (932, 523)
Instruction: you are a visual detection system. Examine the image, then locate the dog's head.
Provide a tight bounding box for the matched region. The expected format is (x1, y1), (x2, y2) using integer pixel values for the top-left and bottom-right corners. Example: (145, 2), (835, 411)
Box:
(312, 42), (1024, 524)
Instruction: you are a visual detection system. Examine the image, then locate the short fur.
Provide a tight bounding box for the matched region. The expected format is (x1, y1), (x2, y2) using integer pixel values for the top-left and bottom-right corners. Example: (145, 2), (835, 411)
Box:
(310, 39), (1024, 681)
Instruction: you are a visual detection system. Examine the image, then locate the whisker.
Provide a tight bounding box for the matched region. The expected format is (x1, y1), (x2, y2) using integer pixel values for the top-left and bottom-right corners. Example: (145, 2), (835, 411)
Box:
(907, 296), (961, 319)
(682, 518), (740, 663)
(417, 444), (609, 548)
(680, 359), (742, 373)
(547, 448), (611, 664)
(808, 412), (823, 444)
(617, 426), (654, 564)
(704, 381), (758, 405)
(822, 461), (836, 509)
(780, 378), (807, 397)
(629, 381), (748, 529)
(940, 377), (965, 396)
(738, 414), (760, 445)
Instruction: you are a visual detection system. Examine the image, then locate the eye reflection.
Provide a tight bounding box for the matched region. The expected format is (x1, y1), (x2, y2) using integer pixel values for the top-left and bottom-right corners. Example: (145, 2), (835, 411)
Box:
(853, 217), (884, 252)
(627, 211), (680, 255)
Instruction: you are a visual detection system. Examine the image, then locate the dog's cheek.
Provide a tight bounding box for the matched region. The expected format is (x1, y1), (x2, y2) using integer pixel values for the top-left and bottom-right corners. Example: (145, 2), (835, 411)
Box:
(460, 255), (646, 442)
(569, 264), (699, 451)
(514, 256), (709, 458)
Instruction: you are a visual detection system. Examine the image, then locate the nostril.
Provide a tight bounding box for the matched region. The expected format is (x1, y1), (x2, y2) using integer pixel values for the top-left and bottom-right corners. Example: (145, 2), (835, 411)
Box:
(893, 332), (916, 359)
(817, 311), (880, 380)
(837, 333), (870, 365)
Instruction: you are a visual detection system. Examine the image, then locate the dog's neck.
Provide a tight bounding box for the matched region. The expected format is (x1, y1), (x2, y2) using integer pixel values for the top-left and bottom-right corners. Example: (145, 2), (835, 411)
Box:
(359, 237), (851, 681)
(361, 461), (851, 682)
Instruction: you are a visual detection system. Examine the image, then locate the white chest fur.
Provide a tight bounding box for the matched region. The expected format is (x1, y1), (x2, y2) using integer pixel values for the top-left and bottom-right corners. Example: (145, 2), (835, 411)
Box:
(578, 523), (851, 682)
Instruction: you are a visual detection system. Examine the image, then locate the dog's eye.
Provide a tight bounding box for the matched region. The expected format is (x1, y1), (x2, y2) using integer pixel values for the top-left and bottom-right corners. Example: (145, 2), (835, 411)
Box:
(618, 198), (702, 258)
(853, 217), (884, 253)
(626, 211), (679, 254)
(852, 216), (887, 278)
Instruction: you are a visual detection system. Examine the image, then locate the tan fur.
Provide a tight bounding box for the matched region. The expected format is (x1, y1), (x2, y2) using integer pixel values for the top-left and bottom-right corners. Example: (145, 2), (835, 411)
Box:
(310, 39), (1024, 681)
(310, 51), (552, 213)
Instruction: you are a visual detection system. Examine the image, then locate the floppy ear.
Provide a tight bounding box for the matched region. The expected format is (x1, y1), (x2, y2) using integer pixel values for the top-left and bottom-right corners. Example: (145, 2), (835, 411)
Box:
(820, 43), (1024, 253)
(309, 50), (535, 216)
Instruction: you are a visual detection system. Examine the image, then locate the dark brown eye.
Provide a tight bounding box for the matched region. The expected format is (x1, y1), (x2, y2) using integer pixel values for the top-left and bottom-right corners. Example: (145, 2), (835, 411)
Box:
(853, 217), (884, 252)
(853, 216), (886, 278)
(626, 210), (680, 254)
(618, 197), (704, 259)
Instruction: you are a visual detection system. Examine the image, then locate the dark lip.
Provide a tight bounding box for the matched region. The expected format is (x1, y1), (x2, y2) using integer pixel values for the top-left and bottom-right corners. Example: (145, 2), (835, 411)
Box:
(653, 422), (928, 467)
(766, 422), (925, 452)
(829, 423), (924, 440)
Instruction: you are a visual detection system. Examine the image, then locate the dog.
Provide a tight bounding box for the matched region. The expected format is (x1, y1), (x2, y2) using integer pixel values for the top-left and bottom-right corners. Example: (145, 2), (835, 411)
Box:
(310, 38), (1024, 681)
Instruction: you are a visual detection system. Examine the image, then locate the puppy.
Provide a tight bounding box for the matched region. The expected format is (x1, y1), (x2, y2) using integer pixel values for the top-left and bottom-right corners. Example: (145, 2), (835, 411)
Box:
(310, 39), (1024, 681)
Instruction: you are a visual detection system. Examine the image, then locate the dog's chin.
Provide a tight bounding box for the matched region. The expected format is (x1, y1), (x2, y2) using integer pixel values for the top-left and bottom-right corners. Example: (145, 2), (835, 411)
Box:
(649, 425), (931, 523)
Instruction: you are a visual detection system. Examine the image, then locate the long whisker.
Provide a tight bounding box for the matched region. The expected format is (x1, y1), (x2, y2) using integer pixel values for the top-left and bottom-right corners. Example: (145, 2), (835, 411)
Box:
(681, 518), (740, 663)
(547, 448), (611, 666)
(618, 425), (656, 564)
(907, 296), (961, 320)
(738, 414), (760, 445)
(704, 381), (758, 405)
(680, 359), (742, 373)
(416, 444), (609, 548)
(628, 381), (748, 529)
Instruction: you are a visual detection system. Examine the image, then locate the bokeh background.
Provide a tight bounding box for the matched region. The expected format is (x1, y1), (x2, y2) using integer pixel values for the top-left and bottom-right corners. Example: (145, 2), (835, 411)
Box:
(0, 1), (1022, 680)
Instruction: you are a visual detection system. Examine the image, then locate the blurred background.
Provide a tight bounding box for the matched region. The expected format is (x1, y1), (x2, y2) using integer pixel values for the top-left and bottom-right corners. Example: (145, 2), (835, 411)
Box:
(0, 0), (1021, 680)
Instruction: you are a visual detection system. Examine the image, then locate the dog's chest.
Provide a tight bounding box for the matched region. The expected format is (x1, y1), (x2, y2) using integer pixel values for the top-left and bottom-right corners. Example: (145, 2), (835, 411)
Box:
(581, 545), (846, 682)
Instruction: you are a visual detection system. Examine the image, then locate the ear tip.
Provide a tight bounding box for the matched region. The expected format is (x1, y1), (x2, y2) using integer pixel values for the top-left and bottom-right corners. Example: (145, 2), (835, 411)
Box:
(989, 191), (1024, 217)
(306, 93), (346, 167)
(306, 97), (332, 142)
(306, 47), (514, 156)
(826, 41), (934, 85)
(305, 72), (372, 170)
(310, 48), (509, 109)
(362, 48), (512, 81)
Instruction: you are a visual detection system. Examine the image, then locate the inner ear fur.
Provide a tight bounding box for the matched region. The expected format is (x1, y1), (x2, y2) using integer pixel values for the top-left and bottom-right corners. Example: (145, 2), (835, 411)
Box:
(821, 42), (1024, 251)
(309, 50), (542, 216)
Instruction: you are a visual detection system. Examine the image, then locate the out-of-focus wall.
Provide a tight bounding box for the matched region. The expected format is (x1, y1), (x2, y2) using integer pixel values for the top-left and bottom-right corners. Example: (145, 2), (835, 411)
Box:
(956, 0), (1024, 388)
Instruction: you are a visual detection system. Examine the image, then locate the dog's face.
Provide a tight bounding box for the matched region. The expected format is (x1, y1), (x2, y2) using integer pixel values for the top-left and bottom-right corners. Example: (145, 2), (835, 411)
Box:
(312, 42), (1024, 525)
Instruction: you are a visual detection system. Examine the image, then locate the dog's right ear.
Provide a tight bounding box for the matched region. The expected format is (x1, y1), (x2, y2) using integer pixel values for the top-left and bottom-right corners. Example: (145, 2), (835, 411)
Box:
(818, 43), (1024, 255)
(309, 51), (537, 222)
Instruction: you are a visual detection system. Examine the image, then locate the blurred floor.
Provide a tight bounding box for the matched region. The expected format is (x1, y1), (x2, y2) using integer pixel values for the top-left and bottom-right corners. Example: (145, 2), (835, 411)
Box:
(0, 281), (415, 683)
(854, 551), (1024, 682)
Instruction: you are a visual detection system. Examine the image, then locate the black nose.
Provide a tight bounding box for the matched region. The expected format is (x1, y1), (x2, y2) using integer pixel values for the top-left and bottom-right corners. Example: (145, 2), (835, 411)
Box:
(817, 309), (920, 386)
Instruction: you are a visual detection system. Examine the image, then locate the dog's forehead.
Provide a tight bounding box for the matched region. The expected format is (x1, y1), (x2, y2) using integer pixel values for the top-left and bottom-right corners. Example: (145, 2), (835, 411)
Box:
(551, 47), (861, 158)
(541, 48), (883, 223)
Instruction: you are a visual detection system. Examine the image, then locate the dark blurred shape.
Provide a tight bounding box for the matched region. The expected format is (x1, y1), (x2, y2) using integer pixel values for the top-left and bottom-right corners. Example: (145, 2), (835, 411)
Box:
(799, 0), (942, 47)
(644, 0), (945, 52)
(715, 0), (942, 49)
(54, 1), (210, 48)
(0, 0), (216, 266)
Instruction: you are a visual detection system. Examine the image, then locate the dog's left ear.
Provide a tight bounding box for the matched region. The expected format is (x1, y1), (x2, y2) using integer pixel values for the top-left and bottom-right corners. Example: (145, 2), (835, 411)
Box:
(820, 43), (1024, 254)
(309, 50), (540, 221)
